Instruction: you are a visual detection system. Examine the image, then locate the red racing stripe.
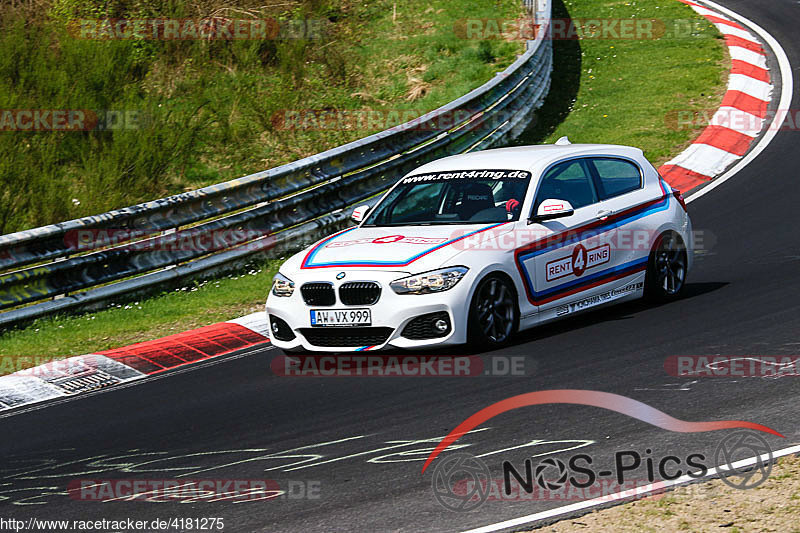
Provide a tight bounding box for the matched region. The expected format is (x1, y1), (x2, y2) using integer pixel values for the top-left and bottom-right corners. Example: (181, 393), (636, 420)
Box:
(694, 125), (755, 156)
(98, 323), (269, 374)
(658, 164), (712, 192)
(731, 59), (770, 83)
(720, 90), (769, 118)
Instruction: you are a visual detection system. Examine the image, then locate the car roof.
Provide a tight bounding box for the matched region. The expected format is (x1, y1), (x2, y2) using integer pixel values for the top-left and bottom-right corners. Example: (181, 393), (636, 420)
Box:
(408, 144), (646, 176)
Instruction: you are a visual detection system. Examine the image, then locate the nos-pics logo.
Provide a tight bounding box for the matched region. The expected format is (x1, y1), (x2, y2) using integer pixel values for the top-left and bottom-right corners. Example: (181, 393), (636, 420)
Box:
(431, 430), (773, 512)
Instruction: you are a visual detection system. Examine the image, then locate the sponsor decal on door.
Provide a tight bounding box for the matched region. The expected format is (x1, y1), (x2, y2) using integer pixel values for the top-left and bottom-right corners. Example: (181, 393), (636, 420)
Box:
(546, 243), (611, 282)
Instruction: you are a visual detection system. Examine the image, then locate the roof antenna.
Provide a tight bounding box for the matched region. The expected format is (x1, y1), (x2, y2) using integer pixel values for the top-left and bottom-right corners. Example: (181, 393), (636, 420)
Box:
(555, 136), (571, 145)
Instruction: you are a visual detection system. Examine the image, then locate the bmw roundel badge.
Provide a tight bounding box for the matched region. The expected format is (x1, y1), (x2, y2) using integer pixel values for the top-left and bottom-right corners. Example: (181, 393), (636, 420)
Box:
(336, 272), (346, 280)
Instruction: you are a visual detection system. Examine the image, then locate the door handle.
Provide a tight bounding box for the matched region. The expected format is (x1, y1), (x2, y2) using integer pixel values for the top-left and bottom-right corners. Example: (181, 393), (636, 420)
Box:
(596, 209), (614, 220)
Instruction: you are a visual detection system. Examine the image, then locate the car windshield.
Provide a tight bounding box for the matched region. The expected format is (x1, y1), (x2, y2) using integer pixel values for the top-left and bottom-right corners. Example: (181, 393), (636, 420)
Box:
(362, 169), (532, 226)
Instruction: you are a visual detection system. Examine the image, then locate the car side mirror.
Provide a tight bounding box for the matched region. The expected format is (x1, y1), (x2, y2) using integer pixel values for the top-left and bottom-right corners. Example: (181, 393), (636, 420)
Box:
(351, 204), (371, 223)
(529, 199), (575, 224)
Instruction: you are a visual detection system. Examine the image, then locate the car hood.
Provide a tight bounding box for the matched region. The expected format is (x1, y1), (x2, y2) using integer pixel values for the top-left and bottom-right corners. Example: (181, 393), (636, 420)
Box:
(281, 223), (513, 274)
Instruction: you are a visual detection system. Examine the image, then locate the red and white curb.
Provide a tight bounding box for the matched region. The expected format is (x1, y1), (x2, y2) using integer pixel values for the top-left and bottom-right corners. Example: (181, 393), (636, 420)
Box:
(0, 312), (270, 412)
(658, 0), (774, 193)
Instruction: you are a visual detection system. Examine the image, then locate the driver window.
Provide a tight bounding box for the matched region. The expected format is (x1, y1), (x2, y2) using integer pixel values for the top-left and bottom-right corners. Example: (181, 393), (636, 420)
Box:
(534, 159), (598, 213)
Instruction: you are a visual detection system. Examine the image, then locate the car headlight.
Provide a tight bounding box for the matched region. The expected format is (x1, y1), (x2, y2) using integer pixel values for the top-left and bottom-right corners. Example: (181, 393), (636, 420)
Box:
(271, 272), (295, 297)
(390, 266), (468, 295)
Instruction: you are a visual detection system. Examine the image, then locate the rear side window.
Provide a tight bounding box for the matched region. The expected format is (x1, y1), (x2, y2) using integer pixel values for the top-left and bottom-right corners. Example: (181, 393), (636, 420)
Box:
(590, 158), (642, 199)
(535, 159), (599, 211)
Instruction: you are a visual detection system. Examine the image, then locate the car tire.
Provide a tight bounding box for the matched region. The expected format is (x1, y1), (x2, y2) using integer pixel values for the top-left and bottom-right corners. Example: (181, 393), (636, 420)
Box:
(467, 274), (519, 348)
(644, 231), (688, 303)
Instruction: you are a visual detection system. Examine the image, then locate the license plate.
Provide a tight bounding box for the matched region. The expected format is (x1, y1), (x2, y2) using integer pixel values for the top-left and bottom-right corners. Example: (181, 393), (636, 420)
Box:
(310, 308), (371, 327)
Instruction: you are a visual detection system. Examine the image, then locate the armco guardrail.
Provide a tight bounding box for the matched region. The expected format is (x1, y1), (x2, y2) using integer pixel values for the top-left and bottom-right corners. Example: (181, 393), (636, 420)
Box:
(0, 0), (552, 329)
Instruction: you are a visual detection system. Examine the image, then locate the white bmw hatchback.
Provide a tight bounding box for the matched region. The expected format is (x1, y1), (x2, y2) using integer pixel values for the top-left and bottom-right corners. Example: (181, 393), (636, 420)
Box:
(266, 143), (693, 352)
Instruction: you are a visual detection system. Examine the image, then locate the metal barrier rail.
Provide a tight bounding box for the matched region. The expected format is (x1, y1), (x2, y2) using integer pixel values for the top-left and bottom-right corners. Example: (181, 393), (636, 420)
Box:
(0, 0), (552, 329)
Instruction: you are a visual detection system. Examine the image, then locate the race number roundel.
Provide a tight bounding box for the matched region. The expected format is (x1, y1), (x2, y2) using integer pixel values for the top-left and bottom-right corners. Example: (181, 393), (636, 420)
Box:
(572, 244), (588, 277)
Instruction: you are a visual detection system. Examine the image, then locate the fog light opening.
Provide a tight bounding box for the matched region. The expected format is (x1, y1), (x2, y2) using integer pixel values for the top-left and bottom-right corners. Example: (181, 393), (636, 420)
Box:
(269, 314), (296, 341)
(401, 312), (451, 340)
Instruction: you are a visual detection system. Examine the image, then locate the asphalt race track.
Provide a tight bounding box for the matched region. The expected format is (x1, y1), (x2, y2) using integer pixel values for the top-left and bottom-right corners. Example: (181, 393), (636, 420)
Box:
(2, 1), (799, 531)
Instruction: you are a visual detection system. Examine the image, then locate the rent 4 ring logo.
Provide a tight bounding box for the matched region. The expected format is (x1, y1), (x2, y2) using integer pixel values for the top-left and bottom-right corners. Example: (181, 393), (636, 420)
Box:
(422, 390), (783, 511)
(546, 243), (610, 282)
(326, 235), (447, 248)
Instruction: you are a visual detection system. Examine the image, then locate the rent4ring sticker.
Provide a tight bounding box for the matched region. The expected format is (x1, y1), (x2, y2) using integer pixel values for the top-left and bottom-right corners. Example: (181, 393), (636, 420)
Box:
(546, 243), (611, 282)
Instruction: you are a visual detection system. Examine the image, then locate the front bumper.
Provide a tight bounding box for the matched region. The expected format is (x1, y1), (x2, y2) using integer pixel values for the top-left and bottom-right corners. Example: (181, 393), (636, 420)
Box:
(266, 270), (473, 352)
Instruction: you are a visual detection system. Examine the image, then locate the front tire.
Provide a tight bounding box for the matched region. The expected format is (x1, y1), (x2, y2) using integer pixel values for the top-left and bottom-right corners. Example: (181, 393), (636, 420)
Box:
(644, 232), (687, 302)
(468, 274), (519, 348)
